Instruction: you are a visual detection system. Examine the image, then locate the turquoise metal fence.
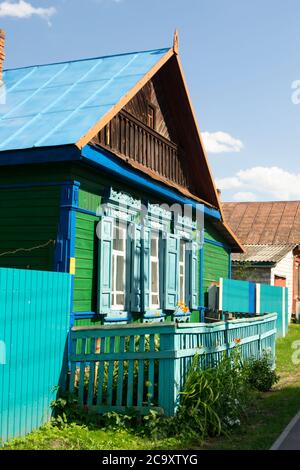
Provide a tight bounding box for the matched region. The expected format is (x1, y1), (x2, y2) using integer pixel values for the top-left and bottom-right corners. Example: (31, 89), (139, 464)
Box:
(258, 284), (289, 338)
(0, 268), (71, 444)
(218, 278), (288, 337)
(69, 313), (277, 416)
(221, 278), (256, 313)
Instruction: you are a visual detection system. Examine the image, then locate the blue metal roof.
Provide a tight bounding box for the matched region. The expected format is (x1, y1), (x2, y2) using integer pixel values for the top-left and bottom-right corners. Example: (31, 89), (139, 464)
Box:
(0, 48), (169, 152)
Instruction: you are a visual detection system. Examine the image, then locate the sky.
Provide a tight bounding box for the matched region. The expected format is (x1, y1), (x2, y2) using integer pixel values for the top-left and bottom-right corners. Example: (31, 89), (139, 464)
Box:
(0, 0), (299, 202)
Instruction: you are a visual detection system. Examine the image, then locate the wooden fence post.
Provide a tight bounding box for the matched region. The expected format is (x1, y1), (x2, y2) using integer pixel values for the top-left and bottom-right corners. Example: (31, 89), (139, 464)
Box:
(158, 327), (180, 416)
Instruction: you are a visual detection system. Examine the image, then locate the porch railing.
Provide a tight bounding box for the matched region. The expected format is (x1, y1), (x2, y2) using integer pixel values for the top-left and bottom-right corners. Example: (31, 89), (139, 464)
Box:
(69, 313), (277, 416)
(92, 110), (190, 189)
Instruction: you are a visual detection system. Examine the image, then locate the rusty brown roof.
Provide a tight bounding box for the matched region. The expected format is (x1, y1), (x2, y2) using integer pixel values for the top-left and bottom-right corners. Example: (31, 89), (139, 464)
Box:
(232, 244), (296, 263)
(222, 201), (300, 245)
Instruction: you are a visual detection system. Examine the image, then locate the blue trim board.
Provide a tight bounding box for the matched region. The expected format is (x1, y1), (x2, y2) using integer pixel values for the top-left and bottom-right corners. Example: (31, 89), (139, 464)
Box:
(81, 145), (221, 221)
(0, 144), (222, 221)
(0, 180), (76, 189)
(54, 182), (80, 356)
(248, 283), (256, 314)
(54, 181), (80, 273)
(199, 247), (204, 308)
(72, 207), (98, 218)
(0, 145), (80, 166)
(72, 311), (100, 319)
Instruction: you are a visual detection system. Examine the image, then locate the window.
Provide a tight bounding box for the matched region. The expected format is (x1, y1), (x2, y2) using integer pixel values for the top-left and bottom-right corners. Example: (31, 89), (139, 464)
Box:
(112, 223), (127, 310)
(147, 105), (155, 129)
(98, 201), (199, 317)
(179, 240), (186, 303)
(105, 124), (111, 146)
(150, 233), (160, 308)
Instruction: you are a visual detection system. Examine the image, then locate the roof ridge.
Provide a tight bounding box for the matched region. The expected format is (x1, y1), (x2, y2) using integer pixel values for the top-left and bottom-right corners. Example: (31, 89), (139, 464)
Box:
(223, 200), (300, 204)
(243, 243), (296, 247)
(3, 47), (170, 73)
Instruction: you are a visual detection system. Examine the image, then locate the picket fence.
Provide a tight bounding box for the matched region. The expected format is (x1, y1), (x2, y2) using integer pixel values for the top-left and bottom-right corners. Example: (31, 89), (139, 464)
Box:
(69, 313), (277, 416)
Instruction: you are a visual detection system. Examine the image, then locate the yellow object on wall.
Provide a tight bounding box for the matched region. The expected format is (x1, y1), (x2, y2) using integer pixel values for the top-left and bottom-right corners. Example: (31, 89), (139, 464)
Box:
(70, 258), (76, 275)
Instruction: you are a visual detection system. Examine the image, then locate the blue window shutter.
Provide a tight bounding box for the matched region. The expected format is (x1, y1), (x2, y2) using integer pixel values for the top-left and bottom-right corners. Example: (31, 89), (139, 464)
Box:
(97, 216), (113, 314)
(142, 226), (151, 312)
(163, 234), (179, 310)
(189, 242), (199, 310)
(130, 223), (142, 312)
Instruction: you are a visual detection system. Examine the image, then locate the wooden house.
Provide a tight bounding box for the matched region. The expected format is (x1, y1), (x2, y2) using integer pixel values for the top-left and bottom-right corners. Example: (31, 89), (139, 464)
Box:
(223, 201), (300, 318)
(0, 31), (242, 327)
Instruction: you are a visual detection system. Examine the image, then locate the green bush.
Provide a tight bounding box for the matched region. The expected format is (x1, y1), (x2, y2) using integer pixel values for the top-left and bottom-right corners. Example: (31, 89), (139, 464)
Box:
(244, 351), (280, 392)
(173, 348), (252, 441)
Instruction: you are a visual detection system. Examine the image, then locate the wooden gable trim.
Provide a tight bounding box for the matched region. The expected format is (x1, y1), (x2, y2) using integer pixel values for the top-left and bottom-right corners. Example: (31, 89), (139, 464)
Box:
(172, 54), (243, 251)
(76, 47), (174, 149)
(76, 41), (242, 252)
(173, 53), (222, 213)
(90, 142), (210, 206)
(221, 220), (244, 253)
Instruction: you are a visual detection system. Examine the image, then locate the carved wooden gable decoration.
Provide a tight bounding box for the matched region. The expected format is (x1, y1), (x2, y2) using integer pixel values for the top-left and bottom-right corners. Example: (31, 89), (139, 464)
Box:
(90, 53), (220, 209)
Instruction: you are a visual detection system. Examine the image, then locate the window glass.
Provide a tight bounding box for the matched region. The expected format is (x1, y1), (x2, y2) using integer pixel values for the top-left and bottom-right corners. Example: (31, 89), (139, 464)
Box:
(150, 233), (160, 308)
(179, 240), (186, 303)
(147, 105), (155, 129)
(112, 223), (127, 310)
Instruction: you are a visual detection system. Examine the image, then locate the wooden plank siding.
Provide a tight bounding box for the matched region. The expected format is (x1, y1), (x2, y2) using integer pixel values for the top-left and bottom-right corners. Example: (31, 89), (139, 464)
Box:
(73, 212), (98, 313)
(203, 243), (230, 306)
(123, 77), (172, 141)
(92, 110), (193, 192)
(0, 186), (60, 271)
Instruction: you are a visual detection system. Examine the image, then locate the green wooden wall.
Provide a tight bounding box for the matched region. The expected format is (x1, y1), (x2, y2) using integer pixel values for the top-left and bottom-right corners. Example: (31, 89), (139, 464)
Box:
(73, 183), (230, 313)
(0, 186), (60, 271)
(74, 212), (98, 312)
(0, 162), (231, 314)
(202, 220), (230, 306)
(202, 243), (229, 304)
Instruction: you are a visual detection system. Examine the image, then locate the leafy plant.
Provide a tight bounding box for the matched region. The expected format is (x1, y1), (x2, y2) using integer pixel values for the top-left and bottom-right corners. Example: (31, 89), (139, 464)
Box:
(173, 349), (253, 441)
(244, 350), (280, 392)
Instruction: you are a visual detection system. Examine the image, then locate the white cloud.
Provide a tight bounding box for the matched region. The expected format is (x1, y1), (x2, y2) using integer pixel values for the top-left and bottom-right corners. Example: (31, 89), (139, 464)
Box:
(202, 131), (244, 154)
(216, 176), (242, 190)
(0, 1), (56, 23)
(218, 166), (300, 201)
(232, 191), (257, 202)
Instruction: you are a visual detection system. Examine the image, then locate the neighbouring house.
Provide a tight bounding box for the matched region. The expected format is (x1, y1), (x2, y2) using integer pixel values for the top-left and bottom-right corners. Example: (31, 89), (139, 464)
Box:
(0, 30), (243, 327)
(223, 201), (300, 318)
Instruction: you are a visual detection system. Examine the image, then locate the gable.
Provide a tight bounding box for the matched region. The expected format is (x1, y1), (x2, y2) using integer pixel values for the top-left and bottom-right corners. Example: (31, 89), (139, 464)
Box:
(90, 54), (221, 209)
(0, 41), (242, 251)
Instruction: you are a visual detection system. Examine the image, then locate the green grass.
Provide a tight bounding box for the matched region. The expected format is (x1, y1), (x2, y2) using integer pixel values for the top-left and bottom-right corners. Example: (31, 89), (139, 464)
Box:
(205, 324), (300, 450)
(3, 325), (300, 451)
(2, 423), (195, 451)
